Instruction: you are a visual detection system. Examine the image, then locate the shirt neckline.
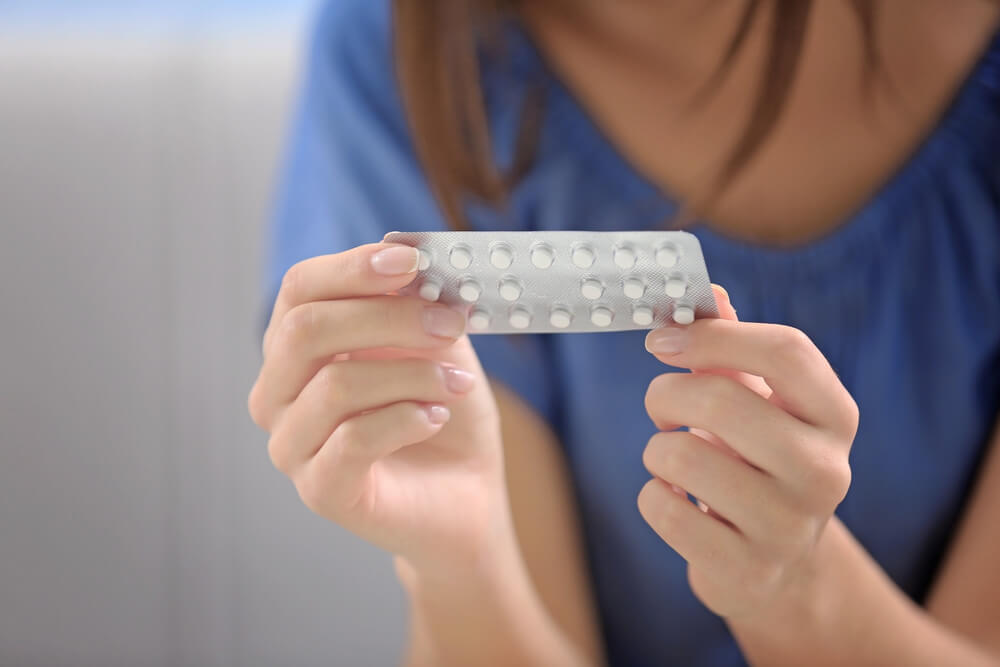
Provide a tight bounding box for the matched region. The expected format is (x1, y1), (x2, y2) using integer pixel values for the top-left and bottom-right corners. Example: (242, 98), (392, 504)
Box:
(504, 22), (1000, 271)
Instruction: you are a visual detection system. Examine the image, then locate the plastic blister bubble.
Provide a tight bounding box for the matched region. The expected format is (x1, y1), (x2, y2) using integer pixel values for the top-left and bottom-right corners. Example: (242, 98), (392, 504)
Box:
(384, 230), (718, 334)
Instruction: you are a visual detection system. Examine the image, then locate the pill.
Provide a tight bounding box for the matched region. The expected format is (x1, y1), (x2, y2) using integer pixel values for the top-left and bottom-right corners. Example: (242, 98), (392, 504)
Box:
(490, 245), (513, 269)
(665, 277), (687, 298)
(419, 281), (441, 302)
(623, 277), (645, 299)
(590, 306), (613, 327)
(499, 278), (522, 301)
(581, 278), (604, 300)
(632, 305), (654, 326)
(549, 307), (572, 329)
(469, 309), (491, 330)
(509, 307), (531, 329)
(531, 244), (555, 269)
(673, 305), (695, 325)
(459, 279), (482, 302)
(572, 245), (595, 268)
(417, 249), (431, 271)
(449, 245), (472, 269)
(656, 244), (679, 267)
(614, 246), (636, 269)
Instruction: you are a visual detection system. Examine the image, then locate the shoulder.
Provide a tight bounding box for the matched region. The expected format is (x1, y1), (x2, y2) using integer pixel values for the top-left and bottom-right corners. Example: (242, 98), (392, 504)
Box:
(308, 0), (395, 96)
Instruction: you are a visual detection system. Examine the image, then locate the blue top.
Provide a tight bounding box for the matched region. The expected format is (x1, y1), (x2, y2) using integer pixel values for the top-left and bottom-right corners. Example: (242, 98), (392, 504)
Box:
(269, 2), (1000, 665)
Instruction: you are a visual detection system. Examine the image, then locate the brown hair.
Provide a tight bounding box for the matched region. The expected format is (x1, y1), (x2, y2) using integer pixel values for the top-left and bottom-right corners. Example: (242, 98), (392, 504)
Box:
(392, 0), (879, 229)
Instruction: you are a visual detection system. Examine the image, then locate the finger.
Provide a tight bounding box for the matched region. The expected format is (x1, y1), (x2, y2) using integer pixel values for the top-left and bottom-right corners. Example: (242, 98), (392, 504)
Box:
(267, 358), (474, 472)
(252, 296), (466, 424)
(712, 284), (738, 321)
(646, 318), (855, 436)
(645, 372), (818, 476)
(638, 477), (748, 571)
(701, 285), (772, 398)
(643, 431), (792, 541)
(264, 243), (420, 356)
(296, 401), (450, 514)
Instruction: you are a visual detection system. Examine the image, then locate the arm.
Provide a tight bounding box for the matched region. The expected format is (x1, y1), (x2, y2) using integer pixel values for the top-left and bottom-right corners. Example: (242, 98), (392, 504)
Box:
(399, 383), (604, 666)
(728, 421), (1000, 666)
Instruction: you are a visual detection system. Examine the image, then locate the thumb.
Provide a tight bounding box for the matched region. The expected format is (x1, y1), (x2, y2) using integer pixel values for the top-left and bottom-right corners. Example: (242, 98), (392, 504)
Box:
(712, 284), (738, 321)
(696, 284), (772, 398)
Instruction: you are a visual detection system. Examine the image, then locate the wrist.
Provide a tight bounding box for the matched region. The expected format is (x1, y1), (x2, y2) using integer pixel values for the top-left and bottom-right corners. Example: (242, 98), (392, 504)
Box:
(395, 527), (526, 602)
(730, 517), (848, 637)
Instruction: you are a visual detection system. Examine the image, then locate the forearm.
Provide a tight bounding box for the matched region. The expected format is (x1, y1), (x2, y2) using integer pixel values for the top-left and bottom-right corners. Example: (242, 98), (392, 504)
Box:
(395, 539), (593, 667)
(728, 518), (999, 666)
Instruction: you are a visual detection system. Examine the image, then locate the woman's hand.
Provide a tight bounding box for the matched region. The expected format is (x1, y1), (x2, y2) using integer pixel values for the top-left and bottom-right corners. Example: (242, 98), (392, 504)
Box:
(248, 243), (510, 578)
(638, 287), (859, 620)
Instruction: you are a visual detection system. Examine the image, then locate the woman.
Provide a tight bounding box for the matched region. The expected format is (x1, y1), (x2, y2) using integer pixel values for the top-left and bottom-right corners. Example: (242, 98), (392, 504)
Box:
(249, 1), (1000, 664)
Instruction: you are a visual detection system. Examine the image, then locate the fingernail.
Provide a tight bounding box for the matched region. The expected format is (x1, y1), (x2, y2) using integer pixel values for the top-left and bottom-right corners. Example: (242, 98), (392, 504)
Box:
(443, 367), (475, 393)
(424, 404), (451, 425)
(371, 246), (419, 275)
(422, 306), (466, 338)
(646, 326), (689, 355)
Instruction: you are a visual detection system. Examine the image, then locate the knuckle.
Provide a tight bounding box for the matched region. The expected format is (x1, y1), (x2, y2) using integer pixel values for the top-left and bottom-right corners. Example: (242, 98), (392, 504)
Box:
(333, 418), (364, 449)
(280, 262), (306, 306)
(642, 434), (666, 472)
(772, 326), (816, 368)
(266, 433), (290, 474)
(661, 439), (698, 483)
(642, 485), (686, 535)
(281, 302), (318, 348)
(295, 469), (329, 515)
(645, 372), (683, 416)
(314, 363), (347, 403)
(802, 449), (852, 508)
(840, 393), (861, 439)
(247, 382), (268, 430)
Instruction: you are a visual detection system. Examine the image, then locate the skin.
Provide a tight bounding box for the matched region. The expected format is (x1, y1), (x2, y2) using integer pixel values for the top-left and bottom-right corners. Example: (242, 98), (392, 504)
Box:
(250, 1), (1000, 664)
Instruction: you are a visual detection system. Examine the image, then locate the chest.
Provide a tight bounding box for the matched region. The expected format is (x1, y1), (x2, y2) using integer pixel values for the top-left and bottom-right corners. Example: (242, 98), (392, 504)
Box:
(522, 2), (1000, 244)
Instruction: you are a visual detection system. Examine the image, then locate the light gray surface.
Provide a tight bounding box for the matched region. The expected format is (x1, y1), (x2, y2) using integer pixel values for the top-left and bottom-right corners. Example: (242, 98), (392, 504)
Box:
(0, 13), (405, 667)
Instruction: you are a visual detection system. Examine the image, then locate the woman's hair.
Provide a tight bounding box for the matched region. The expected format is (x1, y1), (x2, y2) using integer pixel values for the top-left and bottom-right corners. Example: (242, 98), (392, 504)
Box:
(393, 0), (879, 228)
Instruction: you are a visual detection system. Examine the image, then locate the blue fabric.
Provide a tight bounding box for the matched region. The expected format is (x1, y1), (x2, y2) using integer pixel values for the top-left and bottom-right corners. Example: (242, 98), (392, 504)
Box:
(269, 2), (1000, 664)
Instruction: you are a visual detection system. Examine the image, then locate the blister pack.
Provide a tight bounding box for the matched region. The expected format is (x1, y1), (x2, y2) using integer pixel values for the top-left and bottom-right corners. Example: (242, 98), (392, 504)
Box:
(384, 230), (717, 334)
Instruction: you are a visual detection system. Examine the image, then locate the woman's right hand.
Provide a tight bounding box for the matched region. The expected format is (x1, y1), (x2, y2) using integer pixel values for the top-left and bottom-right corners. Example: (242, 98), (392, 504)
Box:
(248, 243), (511, 578)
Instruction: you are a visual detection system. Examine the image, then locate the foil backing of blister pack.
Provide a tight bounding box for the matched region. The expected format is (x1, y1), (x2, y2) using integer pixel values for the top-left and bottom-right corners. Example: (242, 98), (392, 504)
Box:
(383, 230), (718, 334)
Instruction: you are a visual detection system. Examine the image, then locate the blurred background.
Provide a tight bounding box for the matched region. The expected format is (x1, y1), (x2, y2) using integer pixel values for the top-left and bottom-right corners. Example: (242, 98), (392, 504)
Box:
(0, 2), (406, 665)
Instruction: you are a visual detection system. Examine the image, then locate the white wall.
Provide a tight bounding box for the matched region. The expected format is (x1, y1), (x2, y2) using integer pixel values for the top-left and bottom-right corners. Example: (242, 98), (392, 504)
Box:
(0, 9), (406, 666)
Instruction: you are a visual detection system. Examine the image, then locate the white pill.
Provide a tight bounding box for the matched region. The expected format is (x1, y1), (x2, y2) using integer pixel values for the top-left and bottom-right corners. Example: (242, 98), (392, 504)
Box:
(458, 280), (481, 302)
(590, 306), (613, 327)
(656, 244), (679, 267)
(665, 277), (687, 298)
(490, 245), (513, 269)
(673, 305), (695, 325)
(549, 308), (572, 329)
(580, 279), (604, 300)
(632, 306), (654, 326)
(469, 309), (491, 330)
(623, 277), (645, 299)
(418, 281), (441, 302)
(531, 244), (554, 269)
(499, 278), (522, 301)
(417, 249), (431, 271)
(614, 246), (636, 269)
(449, 246), (472, 269)
(509, 307), (531, 329)
(571, 245), (595, 268)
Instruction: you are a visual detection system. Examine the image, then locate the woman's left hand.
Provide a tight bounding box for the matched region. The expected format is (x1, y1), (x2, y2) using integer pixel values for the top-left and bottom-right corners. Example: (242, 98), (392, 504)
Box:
(638, 287), (859, 620)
